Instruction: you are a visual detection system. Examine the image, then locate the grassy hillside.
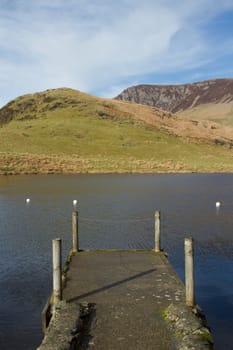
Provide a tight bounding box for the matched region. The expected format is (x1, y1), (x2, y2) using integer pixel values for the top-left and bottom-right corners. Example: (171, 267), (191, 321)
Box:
(177, 102), (233, 127)
(0, 88), (232, 174)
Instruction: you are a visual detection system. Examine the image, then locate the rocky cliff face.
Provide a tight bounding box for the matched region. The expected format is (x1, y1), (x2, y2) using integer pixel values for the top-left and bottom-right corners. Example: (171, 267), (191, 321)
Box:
(115, 79), (233, 113)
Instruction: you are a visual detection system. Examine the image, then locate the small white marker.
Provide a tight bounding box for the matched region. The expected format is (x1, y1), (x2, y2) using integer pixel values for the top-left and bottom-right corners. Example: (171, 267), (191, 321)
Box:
(26, 198), (30, 203)
(216, 201), (221, 208)
(73, 199), (78, 206)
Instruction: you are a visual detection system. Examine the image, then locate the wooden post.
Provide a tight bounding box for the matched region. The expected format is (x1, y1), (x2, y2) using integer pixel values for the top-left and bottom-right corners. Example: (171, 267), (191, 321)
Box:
(185, 237), (195, 306)
(154, 210), (161, 252)
(72, 210), (79, 252)
(52, 238), (62, 306)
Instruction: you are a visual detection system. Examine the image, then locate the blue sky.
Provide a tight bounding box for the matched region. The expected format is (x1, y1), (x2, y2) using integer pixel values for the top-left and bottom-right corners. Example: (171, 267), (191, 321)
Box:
(1, 0), (233, 106)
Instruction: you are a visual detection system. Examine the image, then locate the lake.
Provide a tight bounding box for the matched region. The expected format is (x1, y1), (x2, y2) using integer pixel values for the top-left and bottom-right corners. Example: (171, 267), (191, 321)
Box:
(0, 174), (232, 349)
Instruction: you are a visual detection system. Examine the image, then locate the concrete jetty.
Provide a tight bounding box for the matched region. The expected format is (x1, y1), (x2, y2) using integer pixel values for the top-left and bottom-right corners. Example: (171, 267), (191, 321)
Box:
(63, 250), (183, 349)
(37, 211), (214, 350)
(38, 251), (213, 350)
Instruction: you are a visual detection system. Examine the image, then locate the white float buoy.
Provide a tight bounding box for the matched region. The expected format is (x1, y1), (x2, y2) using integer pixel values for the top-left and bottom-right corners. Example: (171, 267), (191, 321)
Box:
(73, 199), (78, 206)
(26, 198), (30, 203)
(216, 201), (221, 208)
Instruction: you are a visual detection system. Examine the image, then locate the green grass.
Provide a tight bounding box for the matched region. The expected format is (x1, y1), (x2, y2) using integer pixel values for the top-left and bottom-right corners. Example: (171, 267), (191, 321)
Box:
(0, 88), (232, 174)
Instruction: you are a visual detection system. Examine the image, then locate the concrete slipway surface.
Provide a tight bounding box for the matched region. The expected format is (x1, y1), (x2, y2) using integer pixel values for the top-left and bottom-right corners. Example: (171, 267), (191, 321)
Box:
(38, 251), (213, 350)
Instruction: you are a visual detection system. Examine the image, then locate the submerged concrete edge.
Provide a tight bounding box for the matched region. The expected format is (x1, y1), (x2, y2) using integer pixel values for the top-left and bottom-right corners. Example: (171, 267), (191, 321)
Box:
(163, 303), (214, 350)
(37, 301), (81, 350)
(160, 252), (214, 349)
(37, 301), (95, 350)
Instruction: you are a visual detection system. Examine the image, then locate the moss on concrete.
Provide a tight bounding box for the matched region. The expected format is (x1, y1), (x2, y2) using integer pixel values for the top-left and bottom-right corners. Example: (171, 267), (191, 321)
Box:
(164, 303), (214, 350)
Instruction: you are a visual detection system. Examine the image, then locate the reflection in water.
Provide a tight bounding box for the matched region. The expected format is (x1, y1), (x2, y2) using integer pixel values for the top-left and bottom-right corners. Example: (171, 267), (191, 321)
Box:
(0, 174), (232, 349)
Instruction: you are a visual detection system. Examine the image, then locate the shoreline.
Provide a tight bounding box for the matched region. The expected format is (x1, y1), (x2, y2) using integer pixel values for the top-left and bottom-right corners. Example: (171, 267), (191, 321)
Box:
(1, 169), (233, 176)
(0, 151), (233, 175)
(1, 169), (233, 175)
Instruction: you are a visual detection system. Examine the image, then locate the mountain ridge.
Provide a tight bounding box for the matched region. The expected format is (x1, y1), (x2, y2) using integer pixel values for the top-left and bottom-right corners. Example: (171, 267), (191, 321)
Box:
(115, 78), (233, 113)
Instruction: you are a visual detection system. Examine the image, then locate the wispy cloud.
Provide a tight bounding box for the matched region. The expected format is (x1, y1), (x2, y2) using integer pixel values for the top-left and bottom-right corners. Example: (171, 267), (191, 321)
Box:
(0, 0), (233, 105)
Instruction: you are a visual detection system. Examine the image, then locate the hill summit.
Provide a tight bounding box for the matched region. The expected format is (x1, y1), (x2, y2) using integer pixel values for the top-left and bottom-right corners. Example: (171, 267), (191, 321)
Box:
(0, 87), (232, 174)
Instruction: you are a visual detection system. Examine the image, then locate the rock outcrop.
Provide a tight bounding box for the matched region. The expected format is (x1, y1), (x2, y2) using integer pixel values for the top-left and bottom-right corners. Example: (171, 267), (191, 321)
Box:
(115, 79), (233, 113)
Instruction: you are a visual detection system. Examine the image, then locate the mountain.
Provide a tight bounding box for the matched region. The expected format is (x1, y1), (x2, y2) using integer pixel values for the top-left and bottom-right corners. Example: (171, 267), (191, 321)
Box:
(115, 79), (233, 127)
(0, 87), (232, 175)
(115, 78), (233, 113)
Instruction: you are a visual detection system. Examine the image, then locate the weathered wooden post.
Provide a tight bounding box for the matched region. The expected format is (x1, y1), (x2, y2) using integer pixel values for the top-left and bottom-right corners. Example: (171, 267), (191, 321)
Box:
(184, 237), (195, 306)
(154, 210), (161, 252)
(72, 210), (79, 252)
(52, 238), (62, 306)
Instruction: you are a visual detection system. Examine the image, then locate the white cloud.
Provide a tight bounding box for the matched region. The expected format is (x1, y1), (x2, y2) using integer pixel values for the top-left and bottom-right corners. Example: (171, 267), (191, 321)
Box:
(0, 0), (233, 105)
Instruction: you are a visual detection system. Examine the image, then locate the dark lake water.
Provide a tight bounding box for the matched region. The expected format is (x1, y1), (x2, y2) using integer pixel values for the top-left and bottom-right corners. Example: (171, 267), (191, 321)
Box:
(0, 174), (232, 349)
